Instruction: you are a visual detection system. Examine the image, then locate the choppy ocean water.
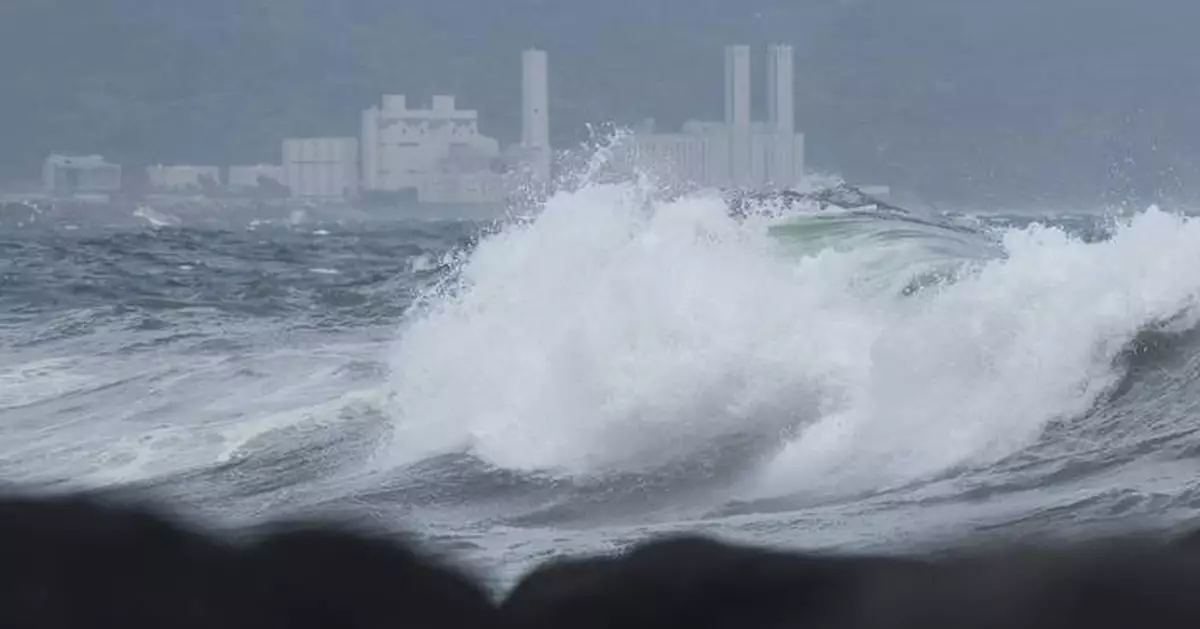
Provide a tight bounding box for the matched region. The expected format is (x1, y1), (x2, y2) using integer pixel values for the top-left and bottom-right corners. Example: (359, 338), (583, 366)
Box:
(4, 184), (1200, 586)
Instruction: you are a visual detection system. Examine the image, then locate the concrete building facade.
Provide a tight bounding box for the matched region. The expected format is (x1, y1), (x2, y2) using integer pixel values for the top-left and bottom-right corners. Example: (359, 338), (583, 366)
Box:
(282, 137), (359, 199)
(360, 94), (500, 199)
(357, 49), (552, 204)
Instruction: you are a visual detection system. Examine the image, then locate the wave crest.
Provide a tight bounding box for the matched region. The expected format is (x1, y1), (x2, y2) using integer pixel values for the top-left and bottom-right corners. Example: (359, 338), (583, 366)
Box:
(381, 179), (1200, 508)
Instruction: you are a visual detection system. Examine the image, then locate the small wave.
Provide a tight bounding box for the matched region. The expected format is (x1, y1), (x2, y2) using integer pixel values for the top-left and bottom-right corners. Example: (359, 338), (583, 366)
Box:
(133, 205), (183, 227)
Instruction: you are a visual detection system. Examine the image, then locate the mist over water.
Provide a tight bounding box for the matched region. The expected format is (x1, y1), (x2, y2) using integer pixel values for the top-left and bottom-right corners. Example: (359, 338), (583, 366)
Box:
(4, 171), (1200, 581)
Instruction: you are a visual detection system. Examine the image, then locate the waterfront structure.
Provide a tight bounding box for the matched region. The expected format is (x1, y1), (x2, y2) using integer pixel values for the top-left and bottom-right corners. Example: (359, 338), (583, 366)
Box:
(282, 137), (360, 199)
(227, 164), (285, 191)
(358, 48), (551, 205)
(42, 154), (122, 196)
(360, 94), (501, 199)
(145, 165), (221, 193)
(618, 44), (806, 191)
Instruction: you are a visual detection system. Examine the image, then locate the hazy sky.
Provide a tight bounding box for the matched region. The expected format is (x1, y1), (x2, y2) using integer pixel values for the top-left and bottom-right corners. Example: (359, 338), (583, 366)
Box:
(4, 0), (1200, 207)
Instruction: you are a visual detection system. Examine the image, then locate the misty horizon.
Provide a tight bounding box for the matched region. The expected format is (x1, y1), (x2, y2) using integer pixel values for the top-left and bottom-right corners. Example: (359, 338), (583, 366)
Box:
(4, 0), (1200, 207)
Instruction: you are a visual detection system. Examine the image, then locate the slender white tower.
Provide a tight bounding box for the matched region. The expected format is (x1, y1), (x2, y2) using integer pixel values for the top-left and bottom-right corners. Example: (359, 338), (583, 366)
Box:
(766, 44), (795, 187)
(725, 45), (751, 186)
(767, 44), (794, 136)
(521, 48), (551, 182)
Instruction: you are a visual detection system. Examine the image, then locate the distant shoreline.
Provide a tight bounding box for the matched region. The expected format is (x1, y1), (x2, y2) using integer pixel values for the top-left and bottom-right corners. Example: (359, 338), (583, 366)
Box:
(0, 194), (523, 231)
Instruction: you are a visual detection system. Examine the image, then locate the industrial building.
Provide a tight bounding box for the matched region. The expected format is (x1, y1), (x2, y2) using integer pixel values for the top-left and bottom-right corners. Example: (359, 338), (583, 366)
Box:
(42, 154), (122, 196)
(32, 45), (822, 208)
(617, 44), (806, 191)
(360, 94), (502, 203)
(356, 49), (550, 205)
(282, 137), (360, 199)
(273, 43), (807, 203)
(273, 49), (553, 204)
(145, 165), (221, 193)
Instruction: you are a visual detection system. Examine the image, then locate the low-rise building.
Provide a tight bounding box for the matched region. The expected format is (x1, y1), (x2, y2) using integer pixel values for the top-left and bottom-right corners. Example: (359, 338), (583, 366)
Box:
(282, 137), (359, 199)
(228, 164), (285, 191)
(145, 165), (221, 193)
(43, 154), (122, 196)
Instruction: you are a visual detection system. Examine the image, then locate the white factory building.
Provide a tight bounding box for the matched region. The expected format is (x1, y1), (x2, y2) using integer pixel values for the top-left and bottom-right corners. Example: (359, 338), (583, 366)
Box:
(279, 48), (552, 204)
(360, 94), (502, 204)
(43, 154), (122, 196)
(617, 44), (806, 190)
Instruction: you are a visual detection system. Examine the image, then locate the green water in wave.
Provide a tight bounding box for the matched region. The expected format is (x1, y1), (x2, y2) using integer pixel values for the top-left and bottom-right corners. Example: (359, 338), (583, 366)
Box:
(765, 210), (1002, 296)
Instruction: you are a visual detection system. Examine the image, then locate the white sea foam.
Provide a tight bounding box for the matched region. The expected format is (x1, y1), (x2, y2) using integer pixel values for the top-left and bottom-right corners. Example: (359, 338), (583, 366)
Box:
(382, 178), (1200, 499)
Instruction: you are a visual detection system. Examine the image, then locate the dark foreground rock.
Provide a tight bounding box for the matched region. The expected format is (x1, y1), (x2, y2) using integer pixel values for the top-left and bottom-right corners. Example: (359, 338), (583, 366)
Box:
(1, 489), (1199, 628)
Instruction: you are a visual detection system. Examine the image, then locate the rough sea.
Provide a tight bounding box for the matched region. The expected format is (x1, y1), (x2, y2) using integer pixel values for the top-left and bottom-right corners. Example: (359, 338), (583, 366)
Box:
(4, 179), (1200, 589)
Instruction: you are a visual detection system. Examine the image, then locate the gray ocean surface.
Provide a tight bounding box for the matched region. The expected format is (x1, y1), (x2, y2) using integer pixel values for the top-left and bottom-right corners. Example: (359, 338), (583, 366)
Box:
(4, 185), (1200, 588)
